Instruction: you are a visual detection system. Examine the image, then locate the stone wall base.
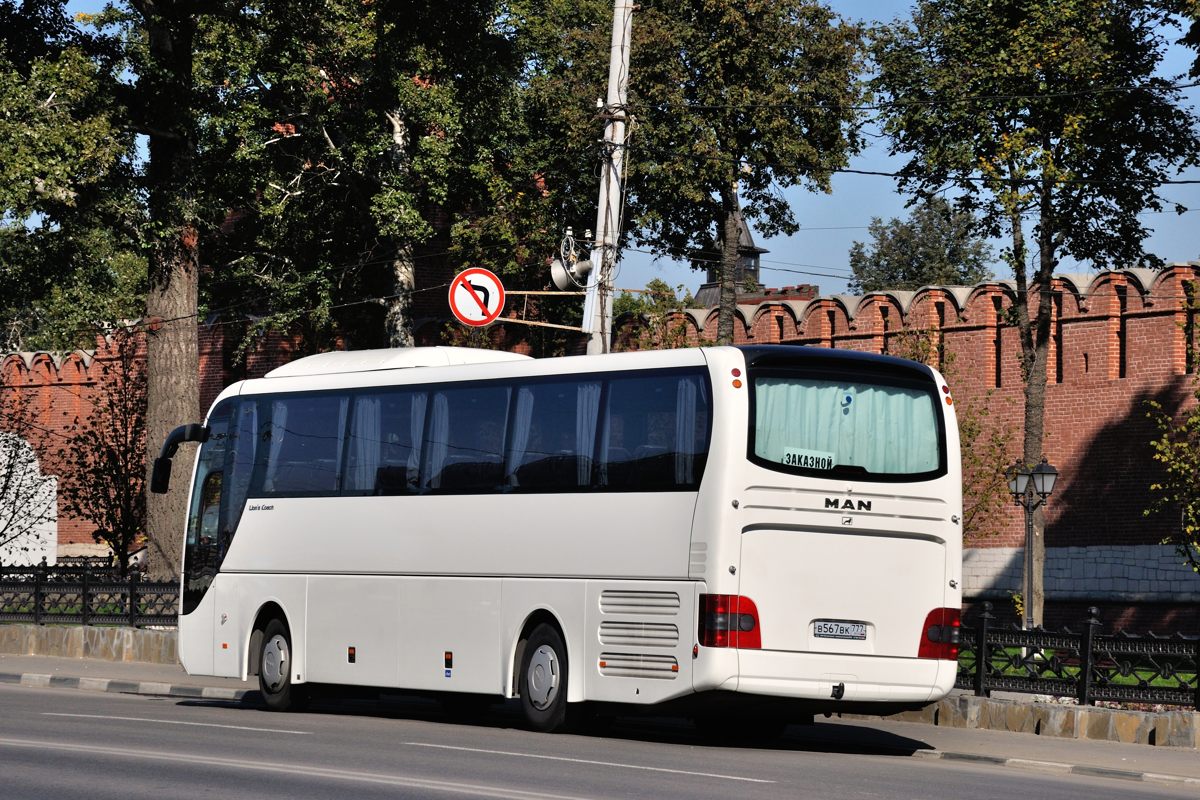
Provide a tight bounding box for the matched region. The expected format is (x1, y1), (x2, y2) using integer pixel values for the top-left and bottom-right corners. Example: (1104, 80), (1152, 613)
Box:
(852, 693), (1200, 749)
(0, 624), (177, 665)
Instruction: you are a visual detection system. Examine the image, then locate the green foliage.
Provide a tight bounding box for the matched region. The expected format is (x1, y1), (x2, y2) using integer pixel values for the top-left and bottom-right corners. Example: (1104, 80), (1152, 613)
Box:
(612, 278), (703, 350)
(1146, 388), (1200, 573)
(515, 0), (863, 343)
(193, 0), (555, 348)
(625, 1), (864, 255)
(872, 1), (1199, 273)
(848, 198), (994, 293)
(0, 4), (141, 351)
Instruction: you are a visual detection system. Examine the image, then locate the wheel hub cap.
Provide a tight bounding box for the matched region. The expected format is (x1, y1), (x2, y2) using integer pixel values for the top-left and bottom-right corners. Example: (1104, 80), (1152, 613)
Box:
(527, 645), (559, 710)
(262, 634), (289, 692)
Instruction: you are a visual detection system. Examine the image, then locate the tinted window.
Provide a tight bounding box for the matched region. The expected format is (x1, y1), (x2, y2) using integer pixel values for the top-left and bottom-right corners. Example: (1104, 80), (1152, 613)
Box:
(256, 394), (349, 496)
(599, 372), (710, 490)
(424, 384), (510, 492)
(345, 391), (425, 495)
(506, 380), (600, 491)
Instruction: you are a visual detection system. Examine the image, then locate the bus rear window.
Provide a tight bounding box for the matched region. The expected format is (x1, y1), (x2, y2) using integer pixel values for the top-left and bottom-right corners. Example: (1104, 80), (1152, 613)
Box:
(749, 369), (944, 480)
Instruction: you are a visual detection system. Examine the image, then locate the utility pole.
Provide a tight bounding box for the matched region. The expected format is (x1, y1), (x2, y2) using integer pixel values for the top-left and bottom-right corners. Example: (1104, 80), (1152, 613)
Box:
(582, 0), (633, 355)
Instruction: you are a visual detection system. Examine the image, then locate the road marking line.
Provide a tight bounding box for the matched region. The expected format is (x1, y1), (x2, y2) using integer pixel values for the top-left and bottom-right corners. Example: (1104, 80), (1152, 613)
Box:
(42, 712), (311, 735)
(405, 742), (774, 784)
(0, 738), (596, 800)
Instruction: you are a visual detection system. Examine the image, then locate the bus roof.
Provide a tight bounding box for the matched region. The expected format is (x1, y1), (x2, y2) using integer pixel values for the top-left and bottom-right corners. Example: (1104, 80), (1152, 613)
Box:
(263, 346), (532, 378)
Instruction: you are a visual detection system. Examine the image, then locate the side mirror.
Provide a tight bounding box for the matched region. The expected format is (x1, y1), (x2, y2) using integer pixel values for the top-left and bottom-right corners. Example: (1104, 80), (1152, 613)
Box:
(150, 423), (209, 494)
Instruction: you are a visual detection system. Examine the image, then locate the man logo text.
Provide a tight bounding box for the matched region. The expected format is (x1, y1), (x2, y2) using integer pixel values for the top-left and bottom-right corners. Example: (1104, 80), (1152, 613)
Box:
(825, 498), (872, 511)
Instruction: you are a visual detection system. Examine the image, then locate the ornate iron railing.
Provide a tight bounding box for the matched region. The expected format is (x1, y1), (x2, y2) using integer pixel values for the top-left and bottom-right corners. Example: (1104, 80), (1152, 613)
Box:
(956, 603), (1199, 710)
(0, 566), (178, 627)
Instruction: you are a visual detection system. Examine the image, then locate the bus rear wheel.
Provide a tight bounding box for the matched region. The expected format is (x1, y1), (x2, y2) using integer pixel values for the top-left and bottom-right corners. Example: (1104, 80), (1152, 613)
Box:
(518, 623), (568, 732)
(259, 618), (308, 712)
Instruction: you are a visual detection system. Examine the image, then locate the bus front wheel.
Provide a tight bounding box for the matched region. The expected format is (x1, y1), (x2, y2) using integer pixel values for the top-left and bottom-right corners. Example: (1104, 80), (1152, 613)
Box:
(258, 618), (308, 712)
(518, 623), (568, 732)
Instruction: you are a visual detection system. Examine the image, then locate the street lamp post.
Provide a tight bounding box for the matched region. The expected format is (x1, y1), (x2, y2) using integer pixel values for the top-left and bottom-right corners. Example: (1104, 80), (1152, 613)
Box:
(1007, 457), (1059, 630)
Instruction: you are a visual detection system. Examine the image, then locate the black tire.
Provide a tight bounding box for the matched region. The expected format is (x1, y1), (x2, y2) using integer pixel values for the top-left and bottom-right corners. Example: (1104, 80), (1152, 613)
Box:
(258, 618), (308, 712)
(518, 623), (569, 732)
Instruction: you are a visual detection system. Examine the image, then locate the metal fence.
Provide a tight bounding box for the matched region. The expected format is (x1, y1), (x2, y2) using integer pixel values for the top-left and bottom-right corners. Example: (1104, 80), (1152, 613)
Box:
(955, 602), (1200, 710)
(0, 565), (178, 628)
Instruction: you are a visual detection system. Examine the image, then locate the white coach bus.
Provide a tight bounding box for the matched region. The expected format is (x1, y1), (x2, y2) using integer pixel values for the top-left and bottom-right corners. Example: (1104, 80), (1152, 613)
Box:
(152, 344), (962, 732)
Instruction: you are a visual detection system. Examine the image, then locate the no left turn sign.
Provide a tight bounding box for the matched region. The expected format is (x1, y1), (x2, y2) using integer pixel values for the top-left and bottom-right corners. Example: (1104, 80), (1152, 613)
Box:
(448, 268), (506, 327)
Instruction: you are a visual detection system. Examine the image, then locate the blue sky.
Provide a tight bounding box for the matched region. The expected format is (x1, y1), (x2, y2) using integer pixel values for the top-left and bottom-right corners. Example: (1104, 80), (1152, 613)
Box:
(616, 1), (1200, 298)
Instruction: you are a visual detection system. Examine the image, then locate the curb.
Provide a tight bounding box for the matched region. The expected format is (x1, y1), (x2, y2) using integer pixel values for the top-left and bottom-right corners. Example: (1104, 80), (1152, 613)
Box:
(911, 748), (1200, 787)
(5, 669), (1200, 788)
(0, 670), (249, 702)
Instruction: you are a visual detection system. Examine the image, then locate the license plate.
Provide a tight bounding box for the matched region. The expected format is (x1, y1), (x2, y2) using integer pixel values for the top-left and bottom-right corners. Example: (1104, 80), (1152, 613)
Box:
(814, 620), (867, 640)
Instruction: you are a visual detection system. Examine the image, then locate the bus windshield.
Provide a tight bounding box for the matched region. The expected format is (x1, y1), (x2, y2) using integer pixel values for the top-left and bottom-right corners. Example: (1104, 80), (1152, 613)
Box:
(749, 366), (944, 480)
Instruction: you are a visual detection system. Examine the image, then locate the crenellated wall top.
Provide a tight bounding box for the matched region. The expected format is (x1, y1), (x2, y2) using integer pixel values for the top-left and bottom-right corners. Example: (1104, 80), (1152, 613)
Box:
(656, 263), (1200, 339)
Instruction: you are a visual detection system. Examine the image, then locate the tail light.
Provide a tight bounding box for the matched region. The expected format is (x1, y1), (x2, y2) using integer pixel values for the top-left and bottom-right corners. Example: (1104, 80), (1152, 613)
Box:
(698, 594), (761, 649)
(918, 607), (961, 660)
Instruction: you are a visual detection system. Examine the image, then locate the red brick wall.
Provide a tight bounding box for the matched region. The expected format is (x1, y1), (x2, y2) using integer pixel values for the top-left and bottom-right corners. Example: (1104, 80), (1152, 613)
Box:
(5, 265), (1199, 566)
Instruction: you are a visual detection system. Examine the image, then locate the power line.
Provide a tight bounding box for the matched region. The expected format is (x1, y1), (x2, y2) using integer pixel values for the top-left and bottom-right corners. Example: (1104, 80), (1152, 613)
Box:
(628, 80), (1200, 114)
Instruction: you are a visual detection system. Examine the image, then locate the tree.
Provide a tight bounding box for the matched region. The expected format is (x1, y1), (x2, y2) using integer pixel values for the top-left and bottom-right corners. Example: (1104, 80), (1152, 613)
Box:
(0, 1), (141, 352)
(56, 331), (147, 576)
(512, 1), (863, 346)
(197, 0), (547, 351)
(612, 278), (701, 350)
(872, 0), (1200, 625)
(848, 198), (994, 293)
(1146, 387), (1200, 573)
(625, 1), (862, 345)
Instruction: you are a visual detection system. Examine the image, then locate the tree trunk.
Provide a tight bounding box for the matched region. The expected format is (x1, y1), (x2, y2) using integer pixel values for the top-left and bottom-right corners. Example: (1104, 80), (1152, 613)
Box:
(139, 1), (200, 581)
(385, 245), (416, 348)
(716, 188), (740, 346)
(1009, 180), (1057, 627)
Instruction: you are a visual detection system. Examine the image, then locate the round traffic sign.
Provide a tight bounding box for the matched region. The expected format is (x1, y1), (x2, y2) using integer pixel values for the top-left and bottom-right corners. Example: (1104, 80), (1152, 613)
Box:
(448, 268), (506, 327)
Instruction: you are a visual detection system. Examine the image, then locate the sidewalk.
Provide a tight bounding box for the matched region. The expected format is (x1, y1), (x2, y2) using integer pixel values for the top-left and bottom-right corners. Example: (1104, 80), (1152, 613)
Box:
(1, 653), (1198, 788)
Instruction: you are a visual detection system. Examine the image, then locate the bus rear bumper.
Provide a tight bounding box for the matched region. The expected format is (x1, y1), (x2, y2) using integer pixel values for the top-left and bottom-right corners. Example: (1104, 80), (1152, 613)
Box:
(726, 649), (954, 705)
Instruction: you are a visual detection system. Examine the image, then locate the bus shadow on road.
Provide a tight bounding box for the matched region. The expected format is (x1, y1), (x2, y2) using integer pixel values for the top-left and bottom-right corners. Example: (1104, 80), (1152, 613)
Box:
(175, 690), (933, 757)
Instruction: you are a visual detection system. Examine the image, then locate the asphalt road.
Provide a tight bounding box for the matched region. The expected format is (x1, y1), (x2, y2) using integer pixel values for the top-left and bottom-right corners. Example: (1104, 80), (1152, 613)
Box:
(0, 683), (1193, 800)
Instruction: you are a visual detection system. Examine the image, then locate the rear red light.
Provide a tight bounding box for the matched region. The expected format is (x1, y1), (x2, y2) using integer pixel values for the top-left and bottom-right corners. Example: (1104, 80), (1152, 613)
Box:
(918, 607), (961, 660)
(698, 594), (761, 649)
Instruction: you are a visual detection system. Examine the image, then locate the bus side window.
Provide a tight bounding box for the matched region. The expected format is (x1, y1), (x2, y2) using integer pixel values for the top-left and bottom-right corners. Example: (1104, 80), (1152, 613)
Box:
(600, 372), (710, 490)
(346, 391), (425, 495)
(506, 380), (599, 491)
(424, 385), (509, 493)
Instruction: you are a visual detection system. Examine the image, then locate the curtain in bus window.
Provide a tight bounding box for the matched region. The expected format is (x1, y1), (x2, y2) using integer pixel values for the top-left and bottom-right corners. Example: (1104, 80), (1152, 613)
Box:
(674, 377), (698, 484)
(424, 392), (450, 489)
(407, 393), (427, 486)
(264, 400), (287, 493)
(426, 385), (508, 492)
(575, 381), (600, 486)
(754, 378), (938, 475)
(506, 386), (536, 486)
(346, 395), (381, 493)
(600, 372), (708, 490)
